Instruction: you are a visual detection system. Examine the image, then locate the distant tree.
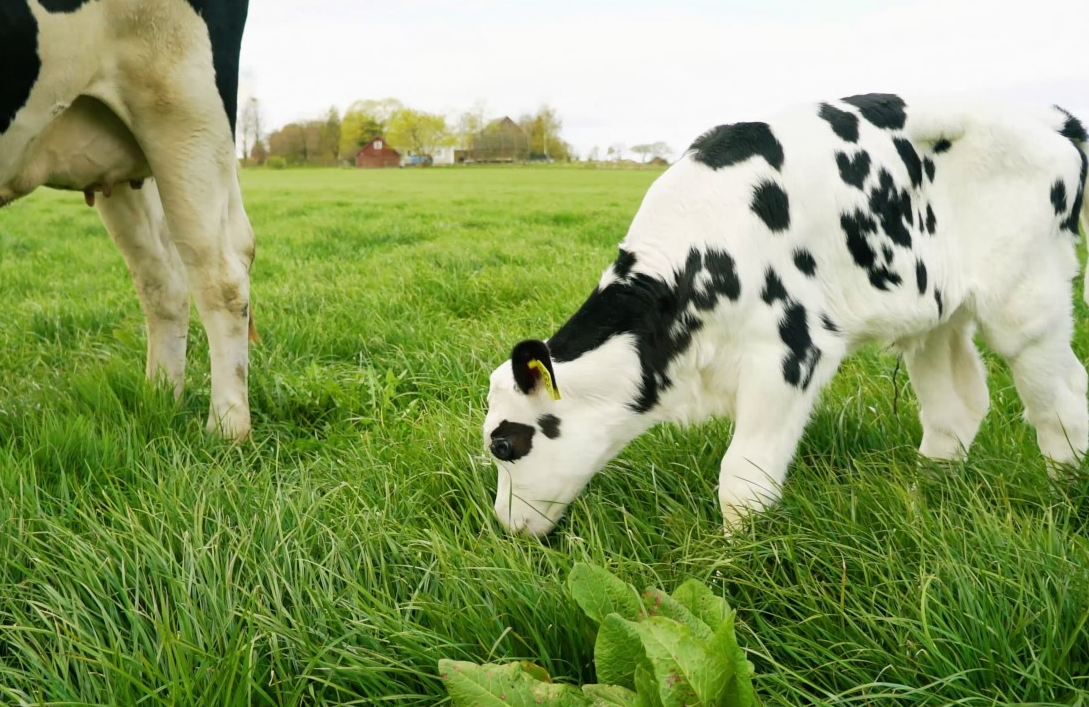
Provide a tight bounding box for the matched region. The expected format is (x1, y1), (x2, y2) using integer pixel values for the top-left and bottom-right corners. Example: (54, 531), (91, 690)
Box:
(249, 138), (268, 165)
(587, 146), (601, 162)
(650, 141), (672, 161)
(518, 104), (571, 161)
(339, 98), (403, 157)
(608, 143), (626, 162)
(268, 121), (322, 165)
(630, 144), (653, 163)
(386, 108), (453, 159)
(453, 98), (490, 149)
(239, 97), (265, 162)
(319, 106), (342, 164)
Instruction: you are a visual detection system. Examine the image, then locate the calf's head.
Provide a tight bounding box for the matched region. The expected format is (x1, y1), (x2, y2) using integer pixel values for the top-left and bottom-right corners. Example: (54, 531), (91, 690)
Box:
(484, 338), (644, 536)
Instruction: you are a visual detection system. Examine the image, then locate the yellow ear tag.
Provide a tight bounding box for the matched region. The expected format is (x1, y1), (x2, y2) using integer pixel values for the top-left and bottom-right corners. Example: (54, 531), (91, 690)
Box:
(527, 359), (561, 401)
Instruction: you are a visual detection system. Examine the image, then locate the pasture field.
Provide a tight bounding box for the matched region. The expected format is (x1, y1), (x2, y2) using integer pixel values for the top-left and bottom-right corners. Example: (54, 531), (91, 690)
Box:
(0, 166), (1087, 705)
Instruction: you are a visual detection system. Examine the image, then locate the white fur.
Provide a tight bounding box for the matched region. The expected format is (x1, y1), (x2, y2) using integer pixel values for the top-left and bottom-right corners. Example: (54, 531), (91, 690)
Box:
(0, 0), (254, 439)
(486, 96), (1089, 536)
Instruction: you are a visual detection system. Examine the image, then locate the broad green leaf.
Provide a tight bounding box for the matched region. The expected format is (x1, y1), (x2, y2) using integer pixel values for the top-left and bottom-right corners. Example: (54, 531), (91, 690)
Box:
(631, 617), (732, 706)
(709, 612), (756, 707)
(439, 660), (591, 707)
(671, 579), (732, 633)
(634, 661), (664, 707)
(582, 683), (639, 706)
(569, 563), (645, 624)
(641, 586), (713, 640)
(595, 614), (645, 689)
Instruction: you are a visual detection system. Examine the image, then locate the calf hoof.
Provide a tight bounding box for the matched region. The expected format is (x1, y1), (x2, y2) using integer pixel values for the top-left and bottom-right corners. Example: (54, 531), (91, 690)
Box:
(206, 405), (251, 442)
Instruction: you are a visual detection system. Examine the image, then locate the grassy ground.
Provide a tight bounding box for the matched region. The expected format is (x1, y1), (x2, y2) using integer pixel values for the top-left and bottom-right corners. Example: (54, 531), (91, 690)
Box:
(0, 166), (1087, 706)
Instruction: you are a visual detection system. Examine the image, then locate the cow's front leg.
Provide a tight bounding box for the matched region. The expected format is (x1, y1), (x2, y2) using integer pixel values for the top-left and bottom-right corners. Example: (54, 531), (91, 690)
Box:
(95, 180), (190, 398)
(718, 342), (837, 531)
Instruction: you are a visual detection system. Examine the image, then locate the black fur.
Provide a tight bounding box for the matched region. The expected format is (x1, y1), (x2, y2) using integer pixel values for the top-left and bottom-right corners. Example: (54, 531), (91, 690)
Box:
(926, 204), (936, 235)
(934, 289), (944, 317)
(548, 247), (741, 412)
(868, 169), (913, 248)
(490, 421), (535, 462)
(1055, 105), (1088, 143)
(1052, 180), (1068, 216)
(510, 339), (559, 396)
(915, 260), (927, 295)
(818, 103), (860, 143)
(893, 137), (923, 189)
(750, 181), (791, 232)
(841, 93), (907, 130)
(38, 0), (95, 11)
(0, 1), (40, 135)
(841, 208), (902, 291)
(793, 248), (817, 276)
(820, 314), (840, 333)
(836, 150), (871, 190)
(933, 138), (952, 154)
(537, 414), (561, 440)
(779, 303), (821, 389)
(184, 0), (249, 136)
(613, 248), (637, 279)
(690, 122), (784, 172)
(923, 157), (936, 182)
(1065, 151), (1087, 235)
(761, 268), (788, 303)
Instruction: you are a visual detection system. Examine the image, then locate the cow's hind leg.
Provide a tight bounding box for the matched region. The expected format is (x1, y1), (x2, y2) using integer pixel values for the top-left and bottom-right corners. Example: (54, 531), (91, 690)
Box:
(718, 340), (841, 530)
(117, 69), (255, 439)
(96, 181), (190, 397)
(902, 311), (990, 461)
(981, 274), (1088, 465)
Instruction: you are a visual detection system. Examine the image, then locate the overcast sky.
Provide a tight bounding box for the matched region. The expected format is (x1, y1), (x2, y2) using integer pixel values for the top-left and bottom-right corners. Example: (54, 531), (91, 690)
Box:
(238, 0), (1089, 158)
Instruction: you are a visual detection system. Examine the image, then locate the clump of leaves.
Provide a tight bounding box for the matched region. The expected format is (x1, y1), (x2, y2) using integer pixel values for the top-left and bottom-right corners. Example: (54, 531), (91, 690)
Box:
(439, 563), (758, 706)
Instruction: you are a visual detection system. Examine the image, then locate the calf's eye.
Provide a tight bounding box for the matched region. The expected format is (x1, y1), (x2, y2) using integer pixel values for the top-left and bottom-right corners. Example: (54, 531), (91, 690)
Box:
(490, 438), (515, 461)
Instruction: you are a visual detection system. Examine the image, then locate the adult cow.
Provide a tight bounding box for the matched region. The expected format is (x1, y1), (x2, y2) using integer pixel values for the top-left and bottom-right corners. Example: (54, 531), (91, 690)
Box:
(0, 0), (255, 440)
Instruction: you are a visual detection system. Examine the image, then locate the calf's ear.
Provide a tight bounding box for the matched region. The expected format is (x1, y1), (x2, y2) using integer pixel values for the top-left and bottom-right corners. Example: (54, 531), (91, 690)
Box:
(510, 339), (561, 400)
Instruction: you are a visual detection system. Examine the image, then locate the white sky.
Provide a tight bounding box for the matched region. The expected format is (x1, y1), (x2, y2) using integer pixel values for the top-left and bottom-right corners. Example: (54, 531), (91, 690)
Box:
(238, 0), (1089, 158)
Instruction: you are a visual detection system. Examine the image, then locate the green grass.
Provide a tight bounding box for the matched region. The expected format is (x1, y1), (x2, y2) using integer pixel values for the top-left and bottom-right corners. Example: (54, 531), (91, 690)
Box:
(0, 166), (1087, 706)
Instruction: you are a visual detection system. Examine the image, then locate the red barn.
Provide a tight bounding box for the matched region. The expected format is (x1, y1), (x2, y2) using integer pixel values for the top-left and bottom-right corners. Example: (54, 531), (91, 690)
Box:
(354, 137), (400, 168)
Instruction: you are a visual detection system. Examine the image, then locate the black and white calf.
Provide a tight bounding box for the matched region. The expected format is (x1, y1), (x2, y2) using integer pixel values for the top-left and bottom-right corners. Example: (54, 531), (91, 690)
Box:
(485, 94), (1089, 536)
(0, 0), (255, 439)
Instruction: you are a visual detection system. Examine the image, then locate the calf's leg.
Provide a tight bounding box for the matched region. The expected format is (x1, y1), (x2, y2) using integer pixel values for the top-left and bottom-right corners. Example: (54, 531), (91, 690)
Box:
(902, 312), (990, 461)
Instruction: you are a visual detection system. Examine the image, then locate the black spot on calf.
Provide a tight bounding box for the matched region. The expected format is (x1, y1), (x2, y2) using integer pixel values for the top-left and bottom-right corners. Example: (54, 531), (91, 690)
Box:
(923, 157), (936, 182)
(761, 268), (788, 304)
(841, 208), (903, 291)
(614, 248), (637, 279)
(1064, 151), (1087, 235)
(818, 103), (860, 143)
(1056, 105), (1089, 143)
(893, 137), (923, 188)
(836, 150), (871, 190)
(820, 313), (840, 334)
(933, 138), (953, 154)
(793, 248), (817, 276)
(915, 260), (927, 294)
(751, 181), (791, 232)
(869, 169), (913, 248)
(1051, 180), (1068, 216)
(779, 303), (821, 390)
(690, 122), (784, 172)
(934, 289), (944, 317)
(548, 246), (741, 412)
(841, 93), (908, 130)
(537, 414), (561, 440)
(39, 0), (96, 11)
(926, 204), (937, 235)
